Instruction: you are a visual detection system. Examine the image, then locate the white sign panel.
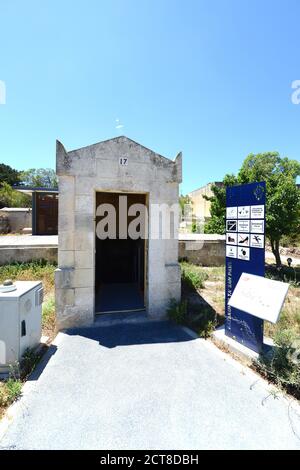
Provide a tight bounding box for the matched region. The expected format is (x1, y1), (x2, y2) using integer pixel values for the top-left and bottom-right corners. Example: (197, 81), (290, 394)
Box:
(226, 233), (237, 245)
(228, 273), (289, 323)
(237, 246), (250, 261)
(238, 220), (250, 233)
(238, 233), (250, 247)
(250, 234), (264, 249)
(238, 206), (250, 219)
(226, 245), (237, 258)
(251, 220), (264, 234)
(251, 205), (264, 219)
(226, 207), (237, 218)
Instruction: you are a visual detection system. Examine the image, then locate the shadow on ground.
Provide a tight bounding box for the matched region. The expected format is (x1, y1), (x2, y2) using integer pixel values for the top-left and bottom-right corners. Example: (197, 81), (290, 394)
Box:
(27, 344), (58, 382)
(265, 263), (300, 285)
(182, 280), (224, 329)
(66, 319), (196, 349)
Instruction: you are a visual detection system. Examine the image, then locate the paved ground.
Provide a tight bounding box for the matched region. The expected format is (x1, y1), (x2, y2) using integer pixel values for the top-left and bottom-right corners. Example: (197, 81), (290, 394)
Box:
(0, 314), (300, 450)
(0, 234), (58, 247)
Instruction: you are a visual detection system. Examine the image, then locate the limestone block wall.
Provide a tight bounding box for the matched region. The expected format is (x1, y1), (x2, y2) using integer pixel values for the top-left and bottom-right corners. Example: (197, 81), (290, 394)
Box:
(0, 246), (57, 266)
(0, 208), (32, 233)
(179, 235), (225, 267)
(55, 136), (182, 329)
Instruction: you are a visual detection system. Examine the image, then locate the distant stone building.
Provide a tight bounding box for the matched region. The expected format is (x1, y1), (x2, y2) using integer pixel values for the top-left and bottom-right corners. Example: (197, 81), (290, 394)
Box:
(188, 182), (223, 222)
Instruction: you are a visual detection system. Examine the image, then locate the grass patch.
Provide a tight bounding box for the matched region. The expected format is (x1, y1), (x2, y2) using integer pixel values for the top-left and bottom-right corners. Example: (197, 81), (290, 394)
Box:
(167, 299), (188, 324)
(22, 348), (41, 378)
(0, 379), (22, 411)
(0, 347), (44, 417)
(256, 328), (300, 399)
(167, 298), (218, 339)
(180, 262), (209, 291)
(265, 287), (300, 338)
(0, 260), (57, 297)
(42, 294), (56, 334)
(192, 307), (217, 338)
(181, 263), (299, 344)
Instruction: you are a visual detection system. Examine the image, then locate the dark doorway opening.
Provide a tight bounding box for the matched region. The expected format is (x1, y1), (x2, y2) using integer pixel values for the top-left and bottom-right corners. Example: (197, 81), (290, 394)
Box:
(95, 192), (147, 313)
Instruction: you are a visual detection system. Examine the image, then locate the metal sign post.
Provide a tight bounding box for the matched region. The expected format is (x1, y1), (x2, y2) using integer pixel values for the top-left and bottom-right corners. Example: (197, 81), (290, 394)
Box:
(225, 181), (266, 352)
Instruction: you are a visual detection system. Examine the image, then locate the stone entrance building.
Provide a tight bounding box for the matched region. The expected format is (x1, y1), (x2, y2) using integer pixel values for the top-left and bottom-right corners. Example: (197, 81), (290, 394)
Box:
(55, 136), (182, 329)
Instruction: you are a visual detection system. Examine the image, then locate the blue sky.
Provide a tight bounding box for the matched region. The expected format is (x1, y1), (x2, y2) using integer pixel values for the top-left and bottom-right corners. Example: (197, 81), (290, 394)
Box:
(0, 0), (299, 193)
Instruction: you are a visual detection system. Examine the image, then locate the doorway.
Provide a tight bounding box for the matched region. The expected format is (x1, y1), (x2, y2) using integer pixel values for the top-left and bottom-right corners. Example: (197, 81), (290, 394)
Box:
(95, 192), (147, 313)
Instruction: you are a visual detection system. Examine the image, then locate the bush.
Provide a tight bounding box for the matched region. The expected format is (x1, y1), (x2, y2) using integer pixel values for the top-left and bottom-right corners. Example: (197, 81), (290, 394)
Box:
(167, 299), (188, 324)
(197, 311), (217, 338)
(167, 299), (217, 338)
(265, 265), (300, 287)
(0, 349), (43, 411)
(22, 349), (40, 377)
(0, 364), (22, 409)
(0, 182), (31, 208)
(5, 379), (22, 402)
(42, 295), (56, 331)
(181, 262), (208, 290)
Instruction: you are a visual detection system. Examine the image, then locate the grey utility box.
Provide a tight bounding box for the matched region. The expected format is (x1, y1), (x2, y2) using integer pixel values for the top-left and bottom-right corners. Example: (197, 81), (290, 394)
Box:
(0, 281), (43, 375)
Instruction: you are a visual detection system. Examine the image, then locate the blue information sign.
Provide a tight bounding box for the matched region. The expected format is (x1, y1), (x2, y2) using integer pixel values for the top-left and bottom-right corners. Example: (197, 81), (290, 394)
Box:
(225, 182), (266, 352)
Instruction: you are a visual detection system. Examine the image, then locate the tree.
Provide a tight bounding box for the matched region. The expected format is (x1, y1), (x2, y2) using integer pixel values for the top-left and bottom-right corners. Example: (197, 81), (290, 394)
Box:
(0, 163), (21, 186)
(20, 168), (58, 188)
(238, 152), (300, 267)
(204, 175), (237, 234)
(0, 182), (31, 208)
(204, 152), (300, 267)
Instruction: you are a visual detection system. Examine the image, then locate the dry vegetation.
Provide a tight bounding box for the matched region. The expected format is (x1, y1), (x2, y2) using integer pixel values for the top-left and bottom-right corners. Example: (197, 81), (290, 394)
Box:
(180, 262), (300, 340)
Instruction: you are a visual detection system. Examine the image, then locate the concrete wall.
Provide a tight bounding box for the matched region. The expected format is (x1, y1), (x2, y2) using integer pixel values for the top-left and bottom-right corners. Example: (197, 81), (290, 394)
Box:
(55, 136), (182, 329)
(0, 246), (57, 266)
(179, 234), (225, 267)
(0, 208), (32, 233)
(0, 236), (225, 267)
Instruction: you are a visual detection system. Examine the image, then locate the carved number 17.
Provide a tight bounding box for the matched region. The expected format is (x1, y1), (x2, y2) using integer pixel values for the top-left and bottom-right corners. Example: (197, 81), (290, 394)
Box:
(119, 157), (128, 166)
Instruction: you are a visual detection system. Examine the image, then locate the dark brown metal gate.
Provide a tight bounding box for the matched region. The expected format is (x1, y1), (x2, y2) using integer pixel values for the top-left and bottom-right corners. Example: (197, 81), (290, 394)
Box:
(35, 192), (58, 235)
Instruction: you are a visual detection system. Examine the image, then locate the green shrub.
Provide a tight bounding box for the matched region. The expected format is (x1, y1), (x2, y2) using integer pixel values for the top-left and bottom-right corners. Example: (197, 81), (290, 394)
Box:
(42, 295), (55, 321)
(167, 299), (188, 324)
(197, 313), (217, 339)
(181, 262), (208, 290)
(42, 294), (56, 331)
(0, 378), (22, 408)
(0, 182), (31, 208)
(265, 265), (300, 287)
(167, 298), (217, 338)
(22, 349), (40, 377)
(5, 379), (22, 402)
